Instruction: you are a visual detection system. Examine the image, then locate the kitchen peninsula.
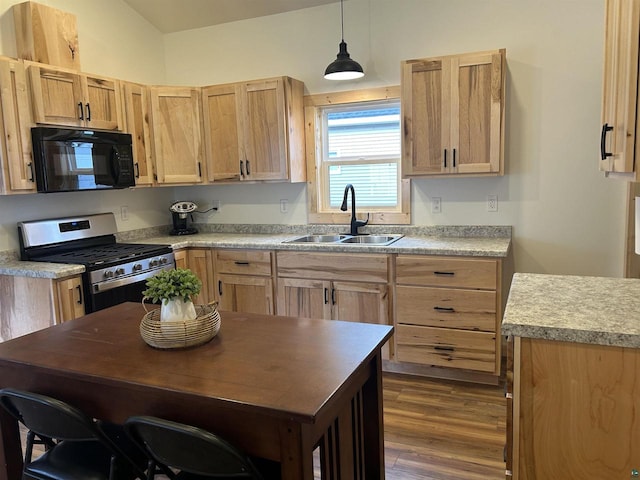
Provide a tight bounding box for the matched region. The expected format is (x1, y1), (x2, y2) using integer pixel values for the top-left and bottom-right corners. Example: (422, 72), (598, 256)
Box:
(503, 273), (640, 479)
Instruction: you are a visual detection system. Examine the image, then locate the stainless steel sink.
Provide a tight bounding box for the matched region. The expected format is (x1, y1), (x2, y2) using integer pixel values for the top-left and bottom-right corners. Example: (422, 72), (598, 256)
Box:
(338, 235), (403, 246)
(285, 234), (350, 243)
(284, 234), (403, 246)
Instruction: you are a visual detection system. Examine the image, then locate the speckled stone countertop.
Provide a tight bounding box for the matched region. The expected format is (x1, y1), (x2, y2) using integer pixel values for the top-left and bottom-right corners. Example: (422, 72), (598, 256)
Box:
(502, 273), (640, 348)
(0, 224), (511, 279)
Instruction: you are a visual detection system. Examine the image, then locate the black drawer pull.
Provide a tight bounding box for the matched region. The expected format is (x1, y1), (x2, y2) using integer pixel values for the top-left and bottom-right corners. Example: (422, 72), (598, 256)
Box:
(331, 288), (336, 305)
(434, 345), (455, 352)
(218, 280), (223, 296)
(234, 261), (250, 265)
(443, 149), (447, 168)
(27, 162), (34, 182)
(453, 148), (457, 167)
(433, 306), (455, 313)
(76, 285), (83, 305)
(324, 287), (329, 305)
(433, 271), (455, 276)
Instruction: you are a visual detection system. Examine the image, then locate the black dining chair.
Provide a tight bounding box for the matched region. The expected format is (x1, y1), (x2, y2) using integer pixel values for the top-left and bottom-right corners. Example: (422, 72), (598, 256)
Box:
(125, 415), (280, 479)
(0, 388), (147, 480)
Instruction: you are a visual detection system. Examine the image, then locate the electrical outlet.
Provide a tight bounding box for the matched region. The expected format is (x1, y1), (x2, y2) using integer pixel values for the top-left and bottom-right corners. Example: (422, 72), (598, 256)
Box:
(431, 197), (441, 214)
(120, 205), (129, 221)
(487, 195), (498, 212)
(280, 199), (288, 213)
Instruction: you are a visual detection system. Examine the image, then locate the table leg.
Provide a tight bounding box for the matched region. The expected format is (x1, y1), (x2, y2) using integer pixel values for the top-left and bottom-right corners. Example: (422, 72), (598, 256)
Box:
(361, 353), (385, 479)
(0, 408), (23, 480)
(279, 421), (315, 480)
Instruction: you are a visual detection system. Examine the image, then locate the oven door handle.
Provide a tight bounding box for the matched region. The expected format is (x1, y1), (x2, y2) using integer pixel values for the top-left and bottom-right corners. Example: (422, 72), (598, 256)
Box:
(92, 265), (173, 293)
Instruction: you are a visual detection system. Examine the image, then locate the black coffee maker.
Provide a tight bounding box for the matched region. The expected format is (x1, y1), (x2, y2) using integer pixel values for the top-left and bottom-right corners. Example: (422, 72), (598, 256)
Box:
(169, 201), (198, 235)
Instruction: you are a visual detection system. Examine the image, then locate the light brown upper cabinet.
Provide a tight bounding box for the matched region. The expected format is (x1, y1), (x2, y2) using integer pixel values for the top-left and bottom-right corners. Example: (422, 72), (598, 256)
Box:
(202, 76), (306, 183)
(121, 81), (154, 186)
(401, 49), (506, 177)
(600, 0), (640, 179)
(27, 63), (123, 130)
(149, 86), (204, 185)
(0, 57), (36, 194)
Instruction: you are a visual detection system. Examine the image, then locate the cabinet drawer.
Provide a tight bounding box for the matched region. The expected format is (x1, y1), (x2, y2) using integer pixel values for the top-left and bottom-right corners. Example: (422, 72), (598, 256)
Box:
(396, 286), (496, 332)
(396, 256), (498, 289)
(215, 249), (272, 276)
(396, 325), (496, 372)
(276, 251), (388, 283)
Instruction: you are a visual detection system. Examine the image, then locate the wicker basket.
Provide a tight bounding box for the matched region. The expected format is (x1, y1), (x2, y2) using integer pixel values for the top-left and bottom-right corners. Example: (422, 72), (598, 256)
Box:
(140, 302), (221, 349)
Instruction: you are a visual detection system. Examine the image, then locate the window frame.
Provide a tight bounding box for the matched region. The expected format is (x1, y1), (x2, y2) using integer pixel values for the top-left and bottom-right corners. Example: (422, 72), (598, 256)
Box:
(304, 86), (410, 225)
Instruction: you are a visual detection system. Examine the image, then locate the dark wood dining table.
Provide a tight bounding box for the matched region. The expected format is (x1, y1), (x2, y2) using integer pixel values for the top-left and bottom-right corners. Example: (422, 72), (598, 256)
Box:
(0, 302), (392, 480)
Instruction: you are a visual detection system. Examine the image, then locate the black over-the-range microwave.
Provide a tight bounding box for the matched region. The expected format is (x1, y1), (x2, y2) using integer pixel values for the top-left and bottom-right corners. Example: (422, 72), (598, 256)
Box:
(31, 127), (136, 193)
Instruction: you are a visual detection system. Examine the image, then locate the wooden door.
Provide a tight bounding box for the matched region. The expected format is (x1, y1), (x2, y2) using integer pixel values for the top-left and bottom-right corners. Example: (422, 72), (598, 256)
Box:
(0, 57), (35, 193)
(54, 276), (85, 323)
(216, 274), (273, 315)
(187, 248), (214, 305)
(202, 83), (243, 182)
(82, 74), (123, 131)
(451, 51), (504, 174)
(331, 281), (388, 325)
(401, 58), (449, 175)
(28, 65), (84, 127)
(276, 277), (331, 320)
(242, 78), (288, 180)
(173, 249), (188, 270)
(150, 86), (203, 184)
(600, 0), (640, 174)
(122, 82), (154, 185)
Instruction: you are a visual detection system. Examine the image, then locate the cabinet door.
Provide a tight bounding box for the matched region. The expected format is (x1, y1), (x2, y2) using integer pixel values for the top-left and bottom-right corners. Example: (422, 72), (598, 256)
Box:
(216, 274), (273, 315)
(0, 57), (35, 192)
(150, 86), (203, 184)
(122, 82), (154, 185)
(55, 276), (85, 322)
(82, 74), (123, 131)
(28, 65), (84, 127)
(242, 78), (288, 180)
(451, 51), (504, 174)
(202, 83), (242, 182)
(331, 281), (388, 325)
(402, 58), (448, 175)
(276, 277), (331, 319)
(187, 248), (214, 305)
(600, 0), (640, 174)
(173, 249), (188, 269)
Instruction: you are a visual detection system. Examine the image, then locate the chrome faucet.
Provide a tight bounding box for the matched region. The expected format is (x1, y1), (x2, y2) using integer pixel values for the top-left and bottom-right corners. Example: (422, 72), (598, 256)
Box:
(340, 184), (369, 236)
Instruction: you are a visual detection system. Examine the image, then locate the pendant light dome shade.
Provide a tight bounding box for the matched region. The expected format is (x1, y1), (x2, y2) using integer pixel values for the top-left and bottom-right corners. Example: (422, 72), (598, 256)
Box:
(324, 0), (364, 80)
(324, 41), (364, 80)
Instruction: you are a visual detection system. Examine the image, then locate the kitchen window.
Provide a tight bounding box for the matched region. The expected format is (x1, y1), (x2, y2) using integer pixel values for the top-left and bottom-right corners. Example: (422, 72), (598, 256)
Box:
(305, 87), (410, 225)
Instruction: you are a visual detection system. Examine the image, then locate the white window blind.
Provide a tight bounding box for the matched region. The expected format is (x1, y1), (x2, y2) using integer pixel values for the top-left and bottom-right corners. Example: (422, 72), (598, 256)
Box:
(320, 101), (401, 209)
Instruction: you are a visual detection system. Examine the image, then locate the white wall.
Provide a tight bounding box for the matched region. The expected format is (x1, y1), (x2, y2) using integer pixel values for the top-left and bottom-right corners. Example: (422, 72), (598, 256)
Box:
(0, 0), (629, 279)
(164, 0), (625, 277)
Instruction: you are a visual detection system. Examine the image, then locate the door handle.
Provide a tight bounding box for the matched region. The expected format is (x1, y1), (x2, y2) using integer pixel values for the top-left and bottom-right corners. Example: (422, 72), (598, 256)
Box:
(27, 162), (34, 182)
(240, 160), (245, 177)
(600, 123), (613, 160)
(443, 149), (447, 168)
(78, 102), (84, 120)
(76, 285), (83, 305)
(85, 103), (91, 121)
(134, 163), (140, 178)
(218, 280), (223, 296)
(246, 160), (251, 176)
(453, 148), (456, 167)
(324, 287), (329, 305)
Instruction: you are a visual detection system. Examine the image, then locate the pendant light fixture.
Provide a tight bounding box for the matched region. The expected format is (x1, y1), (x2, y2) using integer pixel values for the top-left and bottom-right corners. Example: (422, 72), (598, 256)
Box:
(324, 0), (364, 80)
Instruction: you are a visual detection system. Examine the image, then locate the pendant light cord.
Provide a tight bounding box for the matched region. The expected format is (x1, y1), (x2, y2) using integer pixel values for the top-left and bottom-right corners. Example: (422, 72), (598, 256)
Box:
(340, 0), (345, 41)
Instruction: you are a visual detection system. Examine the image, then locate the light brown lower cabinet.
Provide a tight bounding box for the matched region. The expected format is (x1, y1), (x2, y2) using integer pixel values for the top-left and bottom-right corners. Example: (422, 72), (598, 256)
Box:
(0, 274), (84, 341)
(508, 336), (640, 479)
(172, 248), (215, 305)
(276, 251), (390, 357)
(214, 249), (274, 315)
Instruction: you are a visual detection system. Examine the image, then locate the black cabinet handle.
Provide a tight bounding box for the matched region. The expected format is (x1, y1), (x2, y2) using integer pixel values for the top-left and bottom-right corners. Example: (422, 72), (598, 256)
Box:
(324, 287), (329, 305)
(434, 345), (455, 352)
(246, 160), (251, 176)
(443, 149), (447, 168)
(234, 261), (249, 265)
(453, 148), (457, 167)
(434, 271), (455, 276)
(76, 285), (83, 305)
(134, 163), (140, 178)
(600, 123), (613, 160)
(218, 280), (223, 296)
(434, 306), (455, 313)
(331, 288), (336, 305)
(85, 103), (91, 121)
(197, 162), (202, 177)
(27, 162), (34, 182)
(240, 160), (245, 177)
(78, 102), (84, 120)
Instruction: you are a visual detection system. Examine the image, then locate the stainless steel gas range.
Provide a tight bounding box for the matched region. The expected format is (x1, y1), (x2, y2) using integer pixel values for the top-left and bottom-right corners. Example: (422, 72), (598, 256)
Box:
(18, 213), (175, 313)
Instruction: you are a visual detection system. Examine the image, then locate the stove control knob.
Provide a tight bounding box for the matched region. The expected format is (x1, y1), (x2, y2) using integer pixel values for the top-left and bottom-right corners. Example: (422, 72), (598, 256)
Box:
(132, 263), (142, 272)
(115, 267), (125, 276)
(149, 259), (159, 267)
(160, 257), (168, 264)
(104, 270), (114, 279)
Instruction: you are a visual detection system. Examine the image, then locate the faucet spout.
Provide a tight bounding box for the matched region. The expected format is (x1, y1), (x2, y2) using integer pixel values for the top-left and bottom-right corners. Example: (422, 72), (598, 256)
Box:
(340, 184), (369, 235)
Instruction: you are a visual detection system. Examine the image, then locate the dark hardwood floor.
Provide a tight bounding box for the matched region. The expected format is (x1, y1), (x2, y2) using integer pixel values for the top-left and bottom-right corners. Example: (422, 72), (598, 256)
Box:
(22, 373), (506, 480)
